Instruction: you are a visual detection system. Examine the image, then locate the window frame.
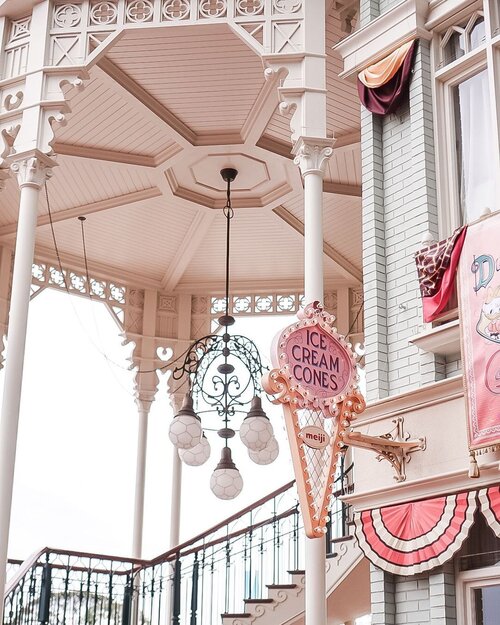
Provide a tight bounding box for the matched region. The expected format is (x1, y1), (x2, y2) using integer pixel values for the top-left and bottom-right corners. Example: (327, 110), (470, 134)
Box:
(457, 566), (500, 625)
(432, 0), (500, 237)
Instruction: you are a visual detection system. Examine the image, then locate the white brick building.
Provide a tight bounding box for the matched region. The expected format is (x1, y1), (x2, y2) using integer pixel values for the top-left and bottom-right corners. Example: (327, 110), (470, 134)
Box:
(336, 1), (500, 624)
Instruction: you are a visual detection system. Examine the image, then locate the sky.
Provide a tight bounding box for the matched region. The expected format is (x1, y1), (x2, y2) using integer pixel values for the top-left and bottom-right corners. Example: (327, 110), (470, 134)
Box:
(0, 289), (296, 560)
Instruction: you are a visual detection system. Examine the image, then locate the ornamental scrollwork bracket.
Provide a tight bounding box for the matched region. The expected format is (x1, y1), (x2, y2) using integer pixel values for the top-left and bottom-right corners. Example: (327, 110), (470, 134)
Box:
(341, 417), (426, 482)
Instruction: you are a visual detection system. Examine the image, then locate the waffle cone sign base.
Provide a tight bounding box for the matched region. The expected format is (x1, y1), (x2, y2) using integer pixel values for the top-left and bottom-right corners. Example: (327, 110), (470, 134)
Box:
(263, 302), (365, 539)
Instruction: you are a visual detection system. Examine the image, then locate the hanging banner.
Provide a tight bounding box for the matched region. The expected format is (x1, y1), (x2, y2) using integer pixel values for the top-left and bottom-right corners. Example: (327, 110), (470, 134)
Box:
(263, 302), (365, 538)
(459, 212), (500, 449)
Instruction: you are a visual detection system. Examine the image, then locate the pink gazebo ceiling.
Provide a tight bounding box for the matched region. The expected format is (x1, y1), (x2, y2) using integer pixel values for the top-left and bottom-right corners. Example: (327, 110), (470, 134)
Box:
(0, 10), (362, 293)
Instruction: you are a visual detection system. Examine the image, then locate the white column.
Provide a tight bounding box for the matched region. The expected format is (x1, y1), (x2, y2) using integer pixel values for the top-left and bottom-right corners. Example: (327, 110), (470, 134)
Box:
(0, 152), (54, 618)
(293, 138), (334, 625)
(132, 400), (150, 559)
(169, 450), (182, 547)
(168, 295), (192, 549)
(130, 289), (160, 558)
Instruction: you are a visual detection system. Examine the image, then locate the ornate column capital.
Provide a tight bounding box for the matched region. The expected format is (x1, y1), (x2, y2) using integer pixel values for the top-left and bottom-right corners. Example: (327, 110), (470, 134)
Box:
(134, 371), (160, 414)
(9, 151), (56, 189)
(292, 137), (336, 177)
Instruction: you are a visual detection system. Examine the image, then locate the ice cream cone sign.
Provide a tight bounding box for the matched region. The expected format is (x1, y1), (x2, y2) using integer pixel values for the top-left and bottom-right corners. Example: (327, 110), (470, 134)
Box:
(263, 301), (365, 539)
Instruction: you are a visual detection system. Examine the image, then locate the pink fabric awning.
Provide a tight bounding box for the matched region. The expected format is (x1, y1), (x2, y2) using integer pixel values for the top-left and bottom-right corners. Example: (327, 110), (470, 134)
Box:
(354, 491), (477, 575)
(479, 487), (500, 537)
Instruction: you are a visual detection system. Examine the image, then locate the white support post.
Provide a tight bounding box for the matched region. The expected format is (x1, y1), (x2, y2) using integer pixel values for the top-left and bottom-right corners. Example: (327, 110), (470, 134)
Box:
(168, 294), (192, 549)
(0, 152), (54, 619)
(131, 289), (159, 559)
(0, 246), (12, 371)
(132, 401), (150, 559)
(169, 433), (182, 548)
(293, 138), (334, 625)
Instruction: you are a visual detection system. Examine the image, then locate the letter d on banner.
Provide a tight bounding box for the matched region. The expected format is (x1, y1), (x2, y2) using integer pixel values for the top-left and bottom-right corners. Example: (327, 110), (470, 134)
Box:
(263, 302), (365, 538)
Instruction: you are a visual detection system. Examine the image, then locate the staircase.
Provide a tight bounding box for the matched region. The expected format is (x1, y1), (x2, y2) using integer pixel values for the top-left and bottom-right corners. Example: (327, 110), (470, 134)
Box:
(222, 537), (364, 625)
(4, 468), (366, 625)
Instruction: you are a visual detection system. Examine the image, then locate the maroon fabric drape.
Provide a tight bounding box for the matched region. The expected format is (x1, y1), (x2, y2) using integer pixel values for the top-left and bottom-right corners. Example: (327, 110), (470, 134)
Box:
(414, 227), (467, 323)
(357, 41), (417, 115)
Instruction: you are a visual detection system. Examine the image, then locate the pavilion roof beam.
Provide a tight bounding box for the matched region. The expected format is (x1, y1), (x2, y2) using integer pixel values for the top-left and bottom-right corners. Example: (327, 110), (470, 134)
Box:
(53, 143), (157, 168)
(334, 130), (361, 151)
(96, 59), (196, 149)
(273, 205), (362, 284)
(0, 187), (162, 238)
(323, 182), (361, 197)
(160, 210), (217, 292)
(241, 68), (284, 146)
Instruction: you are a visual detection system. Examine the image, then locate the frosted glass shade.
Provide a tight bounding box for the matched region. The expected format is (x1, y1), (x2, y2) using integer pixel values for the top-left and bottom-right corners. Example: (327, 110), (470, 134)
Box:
(249, 436), (279, 465)
(168, 394), (202, 450)
(179, 434), (211, 466)
(210, 447), (243, 500)
(239, 397), (274, 452)
(169, 414), (202, 450)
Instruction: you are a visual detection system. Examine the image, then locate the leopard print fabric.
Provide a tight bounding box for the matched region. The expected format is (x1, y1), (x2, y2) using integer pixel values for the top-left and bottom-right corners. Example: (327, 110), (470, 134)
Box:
(414, 227), (465, 298)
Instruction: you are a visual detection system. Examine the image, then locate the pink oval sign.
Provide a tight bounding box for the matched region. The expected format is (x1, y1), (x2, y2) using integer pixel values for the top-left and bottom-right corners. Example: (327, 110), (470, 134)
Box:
(299, 425), (330, 449)
(284, 326), (353, 399)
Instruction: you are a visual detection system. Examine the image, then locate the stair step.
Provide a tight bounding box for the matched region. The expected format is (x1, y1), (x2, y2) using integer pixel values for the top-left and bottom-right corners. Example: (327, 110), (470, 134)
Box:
(245, 599), (274, 604)
(266, 584), (297, 589)
(222, 614), (252, 619)
(330, 535), (354, 544)
(287, 569), (305, 575)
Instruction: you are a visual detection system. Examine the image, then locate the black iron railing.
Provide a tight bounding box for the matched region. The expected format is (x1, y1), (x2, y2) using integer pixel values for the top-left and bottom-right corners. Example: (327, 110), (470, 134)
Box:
(4, 466), (354, 625)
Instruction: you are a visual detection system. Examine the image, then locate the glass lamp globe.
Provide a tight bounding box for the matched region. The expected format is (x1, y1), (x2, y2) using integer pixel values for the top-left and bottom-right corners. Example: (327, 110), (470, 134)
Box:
(178, 434), (211, 466)
(168, 393), (202, 450)
(210, 447), (243, 500)
(248, 436), (279, 465)
(239, 396), (274, 452)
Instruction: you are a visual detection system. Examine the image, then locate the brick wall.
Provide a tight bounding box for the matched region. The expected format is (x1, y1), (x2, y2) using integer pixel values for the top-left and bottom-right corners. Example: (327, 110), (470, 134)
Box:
(370, 563), (457, 625)
(359, 0), (402, 26)
(445, 355), (462, 377)
(380, 0), (403, 13)
(358, 6), (448, 399)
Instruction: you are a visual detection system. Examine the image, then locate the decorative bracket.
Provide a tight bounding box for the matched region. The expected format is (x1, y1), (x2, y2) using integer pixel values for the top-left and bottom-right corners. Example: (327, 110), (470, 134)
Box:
(342, 417), (426, 482)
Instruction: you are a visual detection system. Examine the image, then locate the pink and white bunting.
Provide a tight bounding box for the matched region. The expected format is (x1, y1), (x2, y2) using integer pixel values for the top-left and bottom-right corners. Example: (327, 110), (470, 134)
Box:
(479, 486), (500, 538)
(354, 492), (477, 575)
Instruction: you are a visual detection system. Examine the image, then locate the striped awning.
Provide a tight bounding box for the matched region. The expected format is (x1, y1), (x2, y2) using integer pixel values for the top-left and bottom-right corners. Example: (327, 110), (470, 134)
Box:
(479, 486), (500, 537)
(354, 491), (477, 575)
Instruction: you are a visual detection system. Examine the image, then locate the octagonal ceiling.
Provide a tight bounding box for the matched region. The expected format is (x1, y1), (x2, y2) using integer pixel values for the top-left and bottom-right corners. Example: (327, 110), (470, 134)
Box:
(0, 4), (362, 293)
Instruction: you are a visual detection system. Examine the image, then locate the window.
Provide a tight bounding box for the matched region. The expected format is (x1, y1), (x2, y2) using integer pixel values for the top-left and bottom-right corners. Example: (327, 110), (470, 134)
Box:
(459, 574), (500, 624)
(474, 585), (500, 625)
(457, 513), (500, 624)
(433, 1), (500, 233)
(453, 69), (496, 222)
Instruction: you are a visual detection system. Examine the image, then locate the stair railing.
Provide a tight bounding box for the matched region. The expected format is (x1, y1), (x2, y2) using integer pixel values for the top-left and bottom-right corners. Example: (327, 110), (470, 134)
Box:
(4, 465), (353, 625)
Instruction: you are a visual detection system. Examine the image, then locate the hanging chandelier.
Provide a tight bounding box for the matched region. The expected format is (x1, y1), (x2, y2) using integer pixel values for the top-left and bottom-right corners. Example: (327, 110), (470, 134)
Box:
(168, 168), (279, 500)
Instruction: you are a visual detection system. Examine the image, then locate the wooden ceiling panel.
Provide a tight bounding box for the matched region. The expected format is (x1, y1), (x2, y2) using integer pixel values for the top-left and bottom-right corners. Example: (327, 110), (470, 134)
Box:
(282, 192), (362, 271)
(57, 70), (175, 157)
(105, 26), (265, 136)
(178, 207), (349, 290)
(40, 157), (158, 215)
(326, 11), (360, 137)
(325, 146), (361, 188)
(0, 177), (20, 227)
(34, 198), (199, 282)
(178, 209), (304, 286)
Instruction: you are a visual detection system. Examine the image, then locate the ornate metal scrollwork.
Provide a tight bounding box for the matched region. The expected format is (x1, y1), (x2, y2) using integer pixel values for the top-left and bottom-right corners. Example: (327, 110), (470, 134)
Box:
(172, 332), (267, 419)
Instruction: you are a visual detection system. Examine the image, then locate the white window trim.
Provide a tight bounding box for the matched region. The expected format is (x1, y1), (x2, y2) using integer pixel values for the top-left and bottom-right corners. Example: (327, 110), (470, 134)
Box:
(432, 0), (500, 237)
(457, 566), (500, 625)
